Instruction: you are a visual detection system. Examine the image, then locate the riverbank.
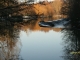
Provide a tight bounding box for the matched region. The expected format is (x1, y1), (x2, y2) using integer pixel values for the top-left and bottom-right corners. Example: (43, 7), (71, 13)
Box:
(0, 1), (63, 18)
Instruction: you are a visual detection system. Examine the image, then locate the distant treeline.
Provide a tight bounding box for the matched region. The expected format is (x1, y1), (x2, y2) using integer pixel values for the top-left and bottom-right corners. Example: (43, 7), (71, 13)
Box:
(0, 0), (18, 8)
(0, 0), (79, 18)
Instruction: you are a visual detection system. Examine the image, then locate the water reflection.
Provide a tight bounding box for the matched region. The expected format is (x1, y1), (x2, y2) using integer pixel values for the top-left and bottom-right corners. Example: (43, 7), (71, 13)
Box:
(20, 29), (63, 60)
(0, 17), (63, 60)
(0, 22), (22, 60)
(20, 17), (62, 32)
(62, 29), (80, 60)
(0, 0), (80, 60)
(61, 0), (80, 60)
(1, 16), (80, 60)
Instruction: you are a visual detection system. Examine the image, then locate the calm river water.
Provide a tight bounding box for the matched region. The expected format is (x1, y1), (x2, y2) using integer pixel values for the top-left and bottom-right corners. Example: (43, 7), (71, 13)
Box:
(0, 17), (79, 60)
(20, 30), (63, 60)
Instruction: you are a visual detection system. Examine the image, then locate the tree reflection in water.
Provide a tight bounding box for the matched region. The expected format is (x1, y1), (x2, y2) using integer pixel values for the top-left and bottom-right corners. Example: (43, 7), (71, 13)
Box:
(61, 0), (80, 60)
(0, 17), (58, 60)
(62, 29), (80, 60)
(0, 21), (22, 60)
